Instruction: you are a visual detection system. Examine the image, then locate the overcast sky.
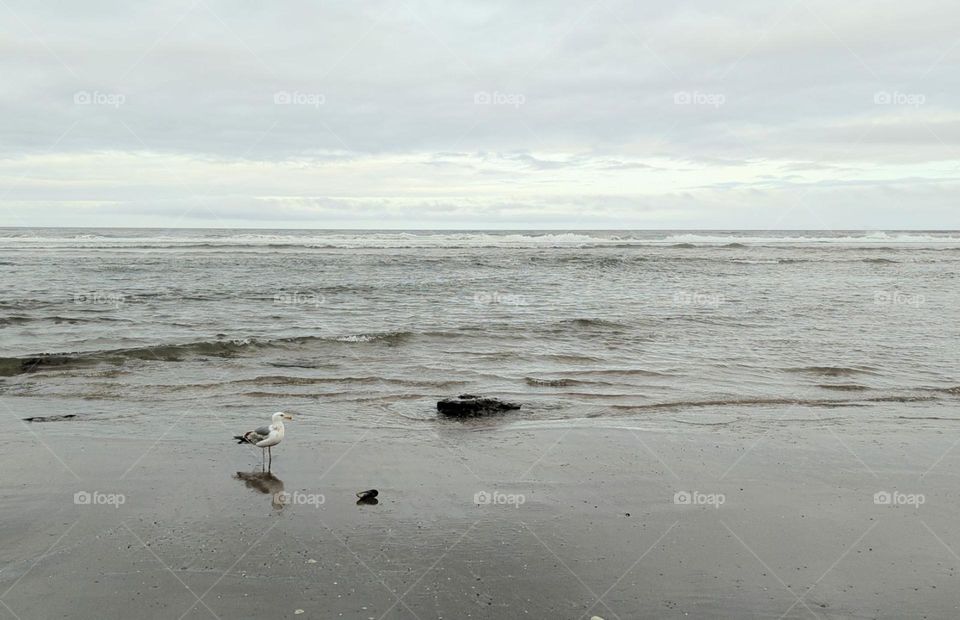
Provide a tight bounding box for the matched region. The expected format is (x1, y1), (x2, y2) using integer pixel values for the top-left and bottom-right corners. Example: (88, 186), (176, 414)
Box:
(1, 0), (958, 229)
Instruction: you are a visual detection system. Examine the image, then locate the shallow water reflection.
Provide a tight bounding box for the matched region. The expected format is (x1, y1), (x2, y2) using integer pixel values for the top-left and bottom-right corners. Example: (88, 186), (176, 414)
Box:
(234, 470), (285, 509)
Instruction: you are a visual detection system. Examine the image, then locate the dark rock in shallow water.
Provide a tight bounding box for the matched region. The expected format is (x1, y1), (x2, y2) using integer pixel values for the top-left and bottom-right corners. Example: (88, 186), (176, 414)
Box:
(437, 394), (522, 417)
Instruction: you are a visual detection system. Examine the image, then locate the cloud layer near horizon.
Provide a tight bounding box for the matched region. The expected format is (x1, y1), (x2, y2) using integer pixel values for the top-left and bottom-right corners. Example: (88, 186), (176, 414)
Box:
(2, 0), (959, 228)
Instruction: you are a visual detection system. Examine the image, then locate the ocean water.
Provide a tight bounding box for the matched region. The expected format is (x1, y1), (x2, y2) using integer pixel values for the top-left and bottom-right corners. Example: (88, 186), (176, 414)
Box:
(2, 228), (959, 435)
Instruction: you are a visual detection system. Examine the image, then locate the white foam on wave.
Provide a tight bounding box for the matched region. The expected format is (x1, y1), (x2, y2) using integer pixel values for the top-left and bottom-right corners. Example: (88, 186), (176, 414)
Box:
(334, 334), (377, 342)
(1, 230), (959, 249)
(663, 231), (960, 244)
(0, 231), (628, 249)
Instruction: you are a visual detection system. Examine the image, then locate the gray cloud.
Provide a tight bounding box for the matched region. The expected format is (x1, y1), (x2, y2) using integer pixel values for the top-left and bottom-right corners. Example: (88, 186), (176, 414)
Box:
(1, 0), (959, 227)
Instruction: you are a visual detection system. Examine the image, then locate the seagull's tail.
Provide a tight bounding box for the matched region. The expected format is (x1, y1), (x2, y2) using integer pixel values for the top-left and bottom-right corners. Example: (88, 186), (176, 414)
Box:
(234, 434), (250, 444)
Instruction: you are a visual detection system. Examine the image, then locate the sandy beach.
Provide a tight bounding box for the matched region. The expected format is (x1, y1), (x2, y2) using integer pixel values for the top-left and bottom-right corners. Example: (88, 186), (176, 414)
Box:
(3, 402), (959, 619)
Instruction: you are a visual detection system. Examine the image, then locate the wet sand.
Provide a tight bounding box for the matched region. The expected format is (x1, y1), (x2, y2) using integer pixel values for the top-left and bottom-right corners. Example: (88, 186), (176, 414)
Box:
(2, 410), (960, 619)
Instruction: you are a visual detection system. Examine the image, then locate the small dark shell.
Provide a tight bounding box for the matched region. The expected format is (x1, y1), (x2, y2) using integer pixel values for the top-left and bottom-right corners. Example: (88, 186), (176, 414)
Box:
(356, 489), (379, 500)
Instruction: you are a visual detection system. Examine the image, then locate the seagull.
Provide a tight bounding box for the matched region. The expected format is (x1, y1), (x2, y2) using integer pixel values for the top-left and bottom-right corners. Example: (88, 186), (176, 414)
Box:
(234, 412), (293, 470)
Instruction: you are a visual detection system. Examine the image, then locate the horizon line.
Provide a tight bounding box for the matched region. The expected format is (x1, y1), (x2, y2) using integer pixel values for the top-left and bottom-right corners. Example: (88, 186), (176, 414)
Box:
(2, 226), (958, 232)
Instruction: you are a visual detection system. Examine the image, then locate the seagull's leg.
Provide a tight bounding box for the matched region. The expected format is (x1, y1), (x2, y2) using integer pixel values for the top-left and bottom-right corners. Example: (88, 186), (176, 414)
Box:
(268, 446), (272, 470)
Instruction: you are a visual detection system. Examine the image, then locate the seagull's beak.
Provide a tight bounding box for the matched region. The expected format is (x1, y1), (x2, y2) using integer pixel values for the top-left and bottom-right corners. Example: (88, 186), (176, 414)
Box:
(283, 414), (294, 420)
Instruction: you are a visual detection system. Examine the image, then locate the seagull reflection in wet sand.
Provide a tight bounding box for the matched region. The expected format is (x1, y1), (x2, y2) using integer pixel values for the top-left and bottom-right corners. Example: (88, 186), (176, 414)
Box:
(234, 471), (286, 509)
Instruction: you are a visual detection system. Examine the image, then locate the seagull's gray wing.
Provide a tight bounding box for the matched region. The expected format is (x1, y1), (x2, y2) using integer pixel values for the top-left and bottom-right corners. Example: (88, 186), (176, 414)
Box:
(235, 425), (272, 445)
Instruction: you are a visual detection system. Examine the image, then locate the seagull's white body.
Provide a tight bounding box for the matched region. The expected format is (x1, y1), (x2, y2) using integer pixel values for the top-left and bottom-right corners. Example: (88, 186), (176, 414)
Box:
(254, 414), (286, 447)
(235, 412), (292, 469)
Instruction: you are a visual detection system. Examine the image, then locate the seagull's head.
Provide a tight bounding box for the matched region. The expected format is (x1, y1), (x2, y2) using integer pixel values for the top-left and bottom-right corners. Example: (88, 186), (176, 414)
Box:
(273, 412), (294, 422)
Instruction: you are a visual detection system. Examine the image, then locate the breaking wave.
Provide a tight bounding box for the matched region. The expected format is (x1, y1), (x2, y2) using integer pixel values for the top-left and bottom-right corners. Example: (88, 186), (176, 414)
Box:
(0, 332), (416, 376)
(4, 230), (960, 250)
(611, 393), (941, 412)
(785, 366), (879, 377)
